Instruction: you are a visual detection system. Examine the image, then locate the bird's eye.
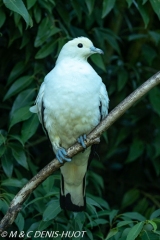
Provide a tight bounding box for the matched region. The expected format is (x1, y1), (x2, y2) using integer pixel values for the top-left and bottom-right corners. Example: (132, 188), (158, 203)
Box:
(77, 43), (83, 48)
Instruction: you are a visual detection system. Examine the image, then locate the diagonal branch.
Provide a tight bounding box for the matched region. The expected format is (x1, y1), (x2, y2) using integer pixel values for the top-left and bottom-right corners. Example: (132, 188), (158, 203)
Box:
(0, 71), (160, 232)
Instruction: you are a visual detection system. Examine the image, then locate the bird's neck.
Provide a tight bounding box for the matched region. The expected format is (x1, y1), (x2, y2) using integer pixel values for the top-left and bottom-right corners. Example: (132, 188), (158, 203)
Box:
(56, 53), (89, 65)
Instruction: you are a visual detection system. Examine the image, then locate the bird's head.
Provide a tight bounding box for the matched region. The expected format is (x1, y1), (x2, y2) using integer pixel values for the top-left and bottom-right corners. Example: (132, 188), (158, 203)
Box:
(56, 37), (103, 63)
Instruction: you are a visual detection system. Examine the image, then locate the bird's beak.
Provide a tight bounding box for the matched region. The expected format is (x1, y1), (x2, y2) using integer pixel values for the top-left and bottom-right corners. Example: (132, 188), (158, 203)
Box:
(90, 46), (104, 54)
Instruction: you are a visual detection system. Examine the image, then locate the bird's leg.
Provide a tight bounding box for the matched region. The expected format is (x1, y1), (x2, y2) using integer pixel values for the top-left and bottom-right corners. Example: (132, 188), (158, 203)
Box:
(77, 134), (87, 149)
(56, 148), (71, 163)
(52, 139), (71, 163)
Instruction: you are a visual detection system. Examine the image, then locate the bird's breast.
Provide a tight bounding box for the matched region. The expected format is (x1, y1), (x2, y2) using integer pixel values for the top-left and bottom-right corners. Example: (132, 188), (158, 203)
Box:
(43, 66), (101, 147)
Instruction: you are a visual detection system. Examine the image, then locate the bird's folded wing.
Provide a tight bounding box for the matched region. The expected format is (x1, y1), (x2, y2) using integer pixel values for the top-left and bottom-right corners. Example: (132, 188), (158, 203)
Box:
(29, 82), (45, 124)
(99, 83), (109, 120)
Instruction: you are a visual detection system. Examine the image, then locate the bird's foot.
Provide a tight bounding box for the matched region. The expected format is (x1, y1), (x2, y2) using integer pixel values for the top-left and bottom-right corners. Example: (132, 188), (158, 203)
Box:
(56, 148), (71, 163)
(77, 134), (87, 149)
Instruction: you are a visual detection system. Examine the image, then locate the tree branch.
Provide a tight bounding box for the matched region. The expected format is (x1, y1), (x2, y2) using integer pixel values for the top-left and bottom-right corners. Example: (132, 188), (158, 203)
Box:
(0, 71), (160, 232)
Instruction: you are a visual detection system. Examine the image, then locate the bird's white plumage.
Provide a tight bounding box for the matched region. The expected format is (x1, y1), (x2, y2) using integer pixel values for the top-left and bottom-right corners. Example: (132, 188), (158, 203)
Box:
(30, 37), (109, 211)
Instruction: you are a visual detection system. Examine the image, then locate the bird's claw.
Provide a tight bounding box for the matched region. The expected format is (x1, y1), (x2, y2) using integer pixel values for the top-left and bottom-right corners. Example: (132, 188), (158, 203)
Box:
(56, 148), (71, 163)
(77, 134), (87, 149)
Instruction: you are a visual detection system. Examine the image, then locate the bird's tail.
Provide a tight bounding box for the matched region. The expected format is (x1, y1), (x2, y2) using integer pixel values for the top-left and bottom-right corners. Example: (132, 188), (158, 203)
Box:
(59, 149), (91, 212)
(60, 174), (86, 212)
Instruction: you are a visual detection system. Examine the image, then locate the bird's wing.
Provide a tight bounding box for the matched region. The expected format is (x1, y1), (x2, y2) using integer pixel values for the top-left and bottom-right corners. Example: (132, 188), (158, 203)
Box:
(87, 82), (109, 166)
(30, 81), (53, 148)
(99, 83), (109, 120)
(30, 82), (45, 124)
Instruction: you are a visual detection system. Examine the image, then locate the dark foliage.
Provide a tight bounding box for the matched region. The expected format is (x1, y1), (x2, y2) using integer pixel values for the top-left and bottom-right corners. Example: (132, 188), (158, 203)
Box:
(0, 0), (160, 239)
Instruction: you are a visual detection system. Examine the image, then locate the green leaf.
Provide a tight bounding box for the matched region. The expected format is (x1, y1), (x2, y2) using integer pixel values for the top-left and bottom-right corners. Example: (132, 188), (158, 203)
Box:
(143, 0), (148, 4)
(105, 33), (121, 54)
(11, 143), (28, 169)
(117, 220), (134, 228)
(9, 106), (32, 129)
(74, 212), (85, 230)
(121, 189), (140, 209)
(91, 196), (110, 210)
(142, 45), (156, 66)
(34, 17), (60, 47)
(4, 75), (33, 101)
(109, 209), (119, 224)
(88, 218), (108, 227)
(8, 28), (21, 47)
(33, 4), (42, 23)
(149, 87), (160, 116)
(95, 210), (111, 218)
(137, 0), (149, 27)
(102, 0), (116, 18)
(17, 20), (23, 35)
(14, 12), (21, 26)
(85, 0), (95, 15)
(150, 209), (160, 219)
(128, 33), (147, 41)
(15, 213), (24, 231)
(43, 200), (61, 221)
(149, 0), (160, 20)
(1, 148), (14, 177)
(0, 8), (6, 28)
(0, 145), (6, 158)
(126, 222), (145, 240)
(94, 219), (108, 225)
(88, 171), (104, 189)
(21, 114), (39, 143)
(35, 40), (57, 59)
(126, 0), (133, 7)
(1, 178), (27, 187)
(56, 4), (70, 26)
(20, 32), (30, 49)
(90, 54), (106, 72)
(71, 0), (82, 21)
(87, 202), (97, 215)
(26, 0), (36, 9)
(0, 199), (8, 213)
(153, 230), (160, 236)
(0, 133), (6, 146)
(85, 228), (93, 240)
(86, 197), (103, 210)
(122, 212), (146, 221)
(126, 139), (144, 163)
(38, 221), (53, 231)
(38, 0), (55, 13)
(7, 61), (27, 85)
(42, 175), (60, 193)
(96, 231), (106, 239)
(85, 212), (93, 228)
(9, 134), (24, 146)
(3, 0), (33, 27)
(26, 222), (40, 236)
(134, 198), (148, 214)
(11, 88), (35, 115)
(117, 68), (128, 91)
(55, 37), (67, 57)
(149, 31), (160, 45)
(105, 228), (118, 240)
(147, 220), (157, 231)
(24, 196), (49, 209)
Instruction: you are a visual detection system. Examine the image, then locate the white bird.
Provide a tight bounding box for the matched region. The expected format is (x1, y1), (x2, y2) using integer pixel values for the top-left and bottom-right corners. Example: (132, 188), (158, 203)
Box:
(30, 37), (109, 212)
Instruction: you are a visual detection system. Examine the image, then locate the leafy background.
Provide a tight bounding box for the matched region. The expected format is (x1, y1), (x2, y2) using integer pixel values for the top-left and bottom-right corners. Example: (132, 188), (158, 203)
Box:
(0, 0), (160, 239)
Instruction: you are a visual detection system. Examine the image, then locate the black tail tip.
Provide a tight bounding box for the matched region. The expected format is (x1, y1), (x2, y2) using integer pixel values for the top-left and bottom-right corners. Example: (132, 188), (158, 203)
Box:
(60, 193), (86, 212)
